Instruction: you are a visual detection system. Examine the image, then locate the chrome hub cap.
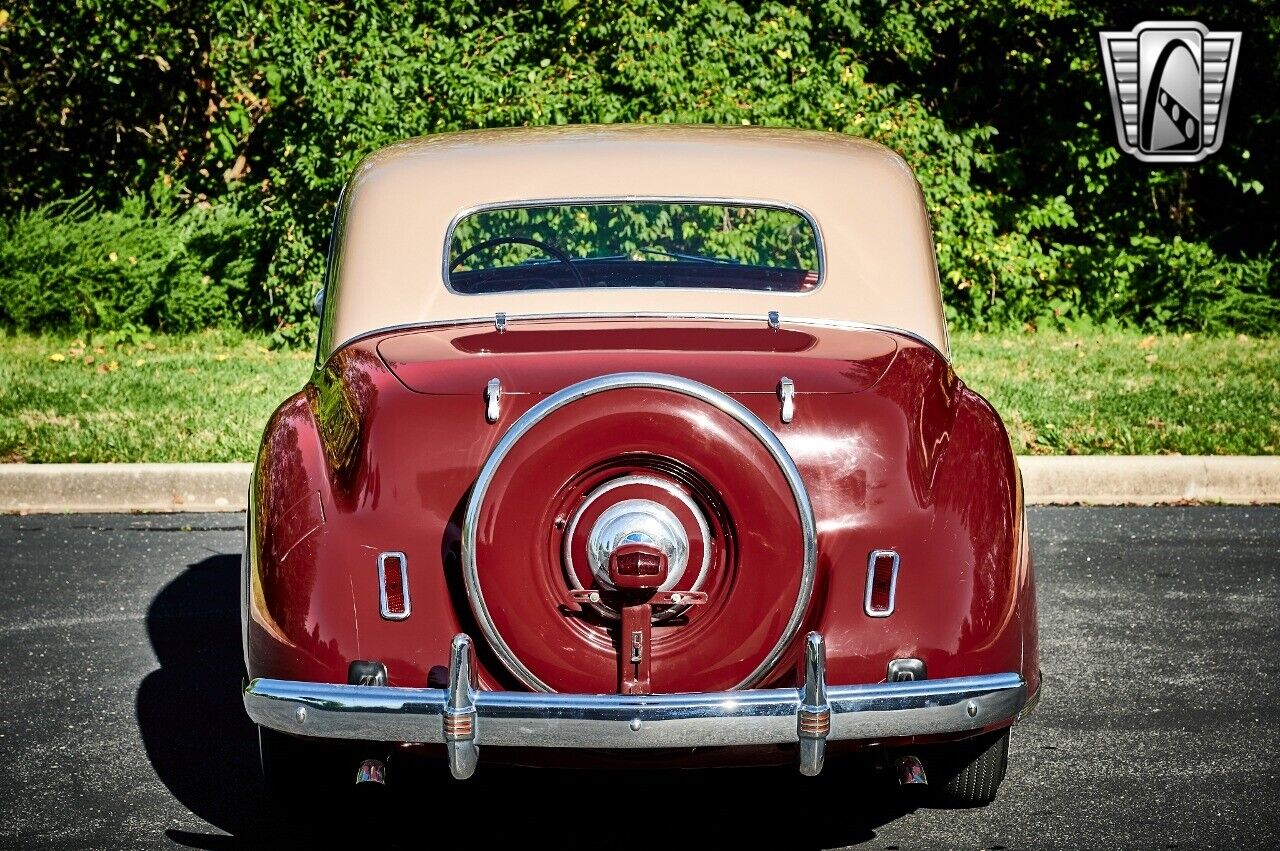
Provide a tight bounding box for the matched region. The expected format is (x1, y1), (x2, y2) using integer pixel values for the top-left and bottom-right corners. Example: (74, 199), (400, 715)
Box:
(562, 474), (713, 618)
(586, 499), (689, 591)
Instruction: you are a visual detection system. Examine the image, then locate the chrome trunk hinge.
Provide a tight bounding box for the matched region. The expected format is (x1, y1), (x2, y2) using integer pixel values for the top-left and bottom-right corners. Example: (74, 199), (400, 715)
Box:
(778, 376), (795, 424)
(485, 378), (502, 423)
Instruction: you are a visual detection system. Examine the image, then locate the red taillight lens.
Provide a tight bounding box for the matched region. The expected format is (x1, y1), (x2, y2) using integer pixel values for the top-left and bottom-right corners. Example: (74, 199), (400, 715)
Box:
(383, 558), (405, 611)
(379, 552), (410, 619)
(608, 543), (669, 590)
(865, 550), (899, 616)
(614, 550), (663, 576)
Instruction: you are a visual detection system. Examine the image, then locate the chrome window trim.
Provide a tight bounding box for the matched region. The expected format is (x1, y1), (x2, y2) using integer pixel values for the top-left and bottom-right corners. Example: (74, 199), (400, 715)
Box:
(327, 311), (951, 364)
(461, 371), (818, 693)
(441, 195), (827, 297)
(377, 551), (412, 621)
(864, 548), (900, 618)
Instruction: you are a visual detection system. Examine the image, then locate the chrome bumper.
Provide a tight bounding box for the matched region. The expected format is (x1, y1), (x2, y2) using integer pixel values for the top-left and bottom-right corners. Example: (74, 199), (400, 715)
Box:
(243, 633), (1026, 779)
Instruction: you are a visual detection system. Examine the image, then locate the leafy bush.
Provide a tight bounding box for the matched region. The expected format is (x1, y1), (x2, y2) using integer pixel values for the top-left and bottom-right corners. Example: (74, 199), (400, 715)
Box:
(0, 1), (1276, 338)
(451, 203), (821, 270)
(0, 188), (259, 332)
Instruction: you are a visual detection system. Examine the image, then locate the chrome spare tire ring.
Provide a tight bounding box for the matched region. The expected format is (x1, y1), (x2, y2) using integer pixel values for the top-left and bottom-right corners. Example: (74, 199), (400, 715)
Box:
(461, 371), (818, 693)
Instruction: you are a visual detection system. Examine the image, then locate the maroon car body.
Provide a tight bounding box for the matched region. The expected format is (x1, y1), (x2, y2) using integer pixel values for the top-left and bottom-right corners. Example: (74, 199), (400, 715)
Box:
(242, 126), (1040, 804)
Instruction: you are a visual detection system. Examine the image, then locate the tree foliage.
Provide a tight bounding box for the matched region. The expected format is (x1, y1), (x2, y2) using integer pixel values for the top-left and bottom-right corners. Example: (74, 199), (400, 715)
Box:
(1, 0), (1276, 338)
(451, 203), (820, 271)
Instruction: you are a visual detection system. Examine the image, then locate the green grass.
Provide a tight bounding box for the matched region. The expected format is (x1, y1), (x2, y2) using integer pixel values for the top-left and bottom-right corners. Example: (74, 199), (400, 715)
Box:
(953, 328), (1279, 455)
(0, 330), (312, 462)
(0, 328), (1275, 462)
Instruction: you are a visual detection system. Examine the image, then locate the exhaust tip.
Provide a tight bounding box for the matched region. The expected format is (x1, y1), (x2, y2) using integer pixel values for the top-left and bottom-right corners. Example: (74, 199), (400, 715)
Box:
(355, 758), (387, 785)
(895, 755), (928, 786)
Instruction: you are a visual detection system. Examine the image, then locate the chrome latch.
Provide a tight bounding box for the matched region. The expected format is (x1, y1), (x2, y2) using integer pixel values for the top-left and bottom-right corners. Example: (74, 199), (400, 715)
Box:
(768, 310), (781, 329)
(485, 378), (502, 423)
(495, 312), (507, 333)
(778, 377), (795, 424)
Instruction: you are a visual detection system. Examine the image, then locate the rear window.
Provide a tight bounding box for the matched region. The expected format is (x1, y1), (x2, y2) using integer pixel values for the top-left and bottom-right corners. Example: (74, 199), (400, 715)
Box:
(446, 200), (821, 295)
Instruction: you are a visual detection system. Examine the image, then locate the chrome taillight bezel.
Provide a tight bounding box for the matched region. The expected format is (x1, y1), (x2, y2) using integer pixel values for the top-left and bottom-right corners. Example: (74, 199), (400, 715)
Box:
(378, 551), (411, 620)
(864, 549), (900, 617)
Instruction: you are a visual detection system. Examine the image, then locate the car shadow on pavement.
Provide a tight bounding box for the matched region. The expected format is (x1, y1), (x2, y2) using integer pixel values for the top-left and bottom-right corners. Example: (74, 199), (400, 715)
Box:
(134, 554), (269, 845)
(137, 554), (918, 850)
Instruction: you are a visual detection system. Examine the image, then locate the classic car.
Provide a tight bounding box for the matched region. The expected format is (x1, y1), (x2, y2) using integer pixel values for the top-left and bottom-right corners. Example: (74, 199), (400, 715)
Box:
(242, 125), (1040, 806)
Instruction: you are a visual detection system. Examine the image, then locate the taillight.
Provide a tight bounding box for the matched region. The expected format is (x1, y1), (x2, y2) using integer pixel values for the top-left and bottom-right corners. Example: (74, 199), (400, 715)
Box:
(378, 552), (411, 620)
(864, 549), (899, 617)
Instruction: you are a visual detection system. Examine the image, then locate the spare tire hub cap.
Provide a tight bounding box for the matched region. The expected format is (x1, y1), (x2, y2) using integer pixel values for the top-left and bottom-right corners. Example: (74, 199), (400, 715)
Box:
(586, 499), (689, 591)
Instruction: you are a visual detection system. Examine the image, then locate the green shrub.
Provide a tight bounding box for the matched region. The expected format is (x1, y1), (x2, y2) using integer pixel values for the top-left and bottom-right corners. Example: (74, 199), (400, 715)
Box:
(0, 189), (260, 332)
(0, 1), (1276, 337)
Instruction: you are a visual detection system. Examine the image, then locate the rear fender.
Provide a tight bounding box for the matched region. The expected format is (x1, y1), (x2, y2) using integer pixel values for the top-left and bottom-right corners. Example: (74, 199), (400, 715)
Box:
(806, 345), (1025, 688)
(246, 377), (357, 684)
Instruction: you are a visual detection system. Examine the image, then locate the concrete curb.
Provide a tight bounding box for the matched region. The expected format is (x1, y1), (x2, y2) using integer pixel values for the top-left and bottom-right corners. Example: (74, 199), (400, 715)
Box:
(1016, 455), (1280, 506)
(0, 463), (253, 513)
(1, 457), (1278, 513)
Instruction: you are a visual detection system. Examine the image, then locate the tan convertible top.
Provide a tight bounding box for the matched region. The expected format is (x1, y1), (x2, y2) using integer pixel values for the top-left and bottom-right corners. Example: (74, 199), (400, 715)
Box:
(320, 125), (948, 358)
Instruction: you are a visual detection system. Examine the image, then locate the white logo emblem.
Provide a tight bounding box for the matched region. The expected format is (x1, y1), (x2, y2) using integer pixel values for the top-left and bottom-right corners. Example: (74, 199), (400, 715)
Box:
(1099, 21), (1242, 163)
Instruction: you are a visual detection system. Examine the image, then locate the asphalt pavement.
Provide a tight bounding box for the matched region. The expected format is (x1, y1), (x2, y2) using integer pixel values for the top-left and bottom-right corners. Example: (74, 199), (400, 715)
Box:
(0, 507), (1277, 849)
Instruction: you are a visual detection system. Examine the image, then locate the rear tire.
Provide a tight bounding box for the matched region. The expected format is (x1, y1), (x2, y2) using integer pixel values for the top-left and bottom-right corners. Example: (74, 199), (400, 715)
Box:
(925, 728), (1010, 807)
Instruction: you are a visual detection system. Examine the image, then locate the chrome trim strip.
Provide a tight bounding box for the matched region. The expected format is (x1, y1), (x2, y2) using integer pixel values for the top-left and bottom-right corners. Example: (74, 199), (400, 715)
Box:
(331, 311), (949, 364)
(243, 670), (1026, 752)
(864, 548), (900, 618)
(441, 195), (827, 295)
(377, 551), (411, 621)
(461, 371), (818, 693)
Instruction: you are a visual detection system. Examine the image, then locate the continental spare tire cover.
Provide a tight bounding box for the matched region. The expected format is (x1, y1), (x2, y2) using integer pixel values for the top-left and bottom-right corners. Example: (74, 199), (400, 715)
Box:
(462, 373), (816, 694)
